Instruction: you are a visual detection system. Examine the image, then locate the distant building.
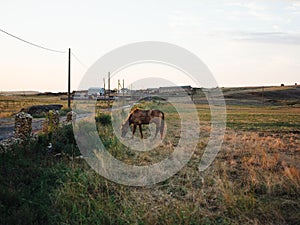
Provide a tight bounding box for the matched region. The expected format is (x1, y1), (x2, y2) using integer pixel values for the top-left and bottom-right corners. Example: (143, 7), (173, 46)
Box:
(158, 85), (193, 95)
(118, 88), (130, 94)
(146, 88), (158, 94)
(88, 87), (105, 97)
(73, 90), (88, 99)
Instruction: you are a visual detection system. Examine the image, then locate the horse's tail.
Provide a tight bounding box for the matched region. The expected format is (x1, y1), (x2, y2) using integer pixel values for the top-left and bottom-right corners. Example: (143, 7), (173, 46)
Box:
(160, 111), (165, 138)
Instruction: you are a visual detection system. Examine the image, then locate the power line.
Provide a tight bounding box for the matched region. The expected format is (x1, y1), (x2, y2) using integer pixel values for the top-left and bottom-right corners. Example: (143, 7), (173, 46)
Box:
(71, 52), (88, 69)
(0, 28), (66, 54)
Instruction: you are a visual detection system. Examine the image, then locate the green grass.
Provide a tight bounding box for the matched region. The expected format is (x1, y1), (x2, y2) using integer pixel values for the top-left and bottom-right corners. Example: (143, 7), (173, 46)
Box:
(95, 113), (112, 126)
(226, 106), (300, 131)
(196, 104), (300, 132)
(0, 141), (69, 224)
(0, 100), (300, 224)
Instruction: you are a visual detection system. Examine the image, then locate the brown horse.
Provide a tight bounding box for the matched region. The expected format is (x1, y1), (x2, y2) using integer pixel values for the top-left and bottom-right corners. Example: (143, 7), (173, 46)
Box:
(121, 108), (165, 139)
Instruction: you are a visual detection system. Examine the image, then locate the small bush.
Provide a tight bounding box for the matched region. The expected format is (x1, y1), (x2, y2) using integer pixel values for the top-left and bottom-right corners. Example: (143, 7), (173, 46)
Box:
(32, 111), (47, 118)
(51, 124), (80, 156)
(95, 113), (111, 126)
(59, 107), (71, 116)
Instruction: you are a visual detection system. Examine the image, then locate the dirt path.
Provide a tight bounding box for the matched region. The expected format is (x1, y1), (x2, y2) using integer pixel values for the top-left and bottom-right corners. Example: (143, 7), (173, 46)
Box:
(0, 103), (131, 141)
(0, 117), (48, 141)
(0, 113), (92, 141)
(0, 118), (15, 141)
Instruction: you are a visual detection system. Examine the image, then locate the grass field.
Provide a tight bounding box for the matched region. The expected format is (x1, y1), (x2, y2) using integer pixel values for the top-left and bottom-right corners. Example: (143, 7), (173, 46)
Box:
(0, 86), (300, 224)
(0, 93), (69, 118)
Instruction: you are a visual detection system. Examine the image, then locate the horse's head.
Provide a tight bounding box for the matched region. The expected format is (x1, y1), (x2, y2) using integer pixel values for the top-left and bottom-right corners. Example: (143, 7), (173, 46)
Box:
(121, 121), (129, 138)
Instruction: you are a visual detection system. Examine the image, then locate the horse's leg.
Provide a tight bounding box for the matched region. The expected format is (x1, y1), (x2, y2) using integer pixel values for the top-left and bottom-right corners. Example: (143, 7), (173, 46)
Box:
(160, 118), (164, 139)
(154, 122), (159, 139)
(132, 125), (137, 138)
(138, 124), (143, 139)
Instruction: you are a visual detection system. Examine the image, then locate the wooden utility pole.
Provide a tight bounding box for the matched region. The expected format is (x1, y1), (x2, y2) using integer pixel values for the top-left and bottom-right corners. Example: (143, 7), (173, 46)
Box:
(68, 48), (71, 109)
(122, 79), (125, 97)
(191, 88), (194, 102)
(108, 72), (110, 109)
(262, 86), (264, 106)
(118, 79), (121, 95)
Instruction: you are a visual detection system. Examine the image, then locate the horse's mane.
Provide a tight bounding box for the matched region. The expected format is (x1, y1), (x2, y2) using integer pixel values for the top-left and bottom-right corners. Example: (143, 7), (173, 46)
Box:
(130, 108), (141, 113)
(122, 108), (138, 125)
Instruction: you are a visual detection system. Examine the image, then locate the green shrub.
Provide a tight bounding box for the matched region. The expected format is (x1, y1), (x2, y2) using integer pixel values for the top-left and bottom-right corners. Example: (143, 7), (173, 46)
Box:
(32, 111), (47, 118)
(59, 107), (71, 116)
(0, 142), (71, 225)
(51, 124), (80, 156)
(95, 113), (111, 126)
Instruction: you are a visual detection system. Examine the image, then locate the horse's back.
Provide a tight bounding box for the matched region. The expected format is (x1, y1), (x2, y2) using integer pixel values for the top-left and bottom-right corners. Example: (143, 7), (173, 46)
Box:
(130, 108), (163, 124)
(130, 109), (149, 124)
(151, 109), (164, 118)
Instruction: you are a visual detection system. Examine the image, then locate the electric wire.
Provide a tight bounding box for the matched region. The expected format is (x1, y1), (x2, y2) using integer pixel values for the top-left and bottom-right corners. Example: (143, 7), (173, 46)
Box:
(0, 28), (66, 53)
(71, 52), (88, 69)
(1, 28), (88, 69)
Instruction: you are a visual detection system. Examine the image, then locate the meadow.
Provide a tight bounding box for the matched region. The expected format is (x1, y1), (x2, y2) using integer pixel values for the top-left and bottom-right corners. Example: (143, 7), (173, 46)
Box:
(0, 87), (299, 224)
(0, 93), (69, 118)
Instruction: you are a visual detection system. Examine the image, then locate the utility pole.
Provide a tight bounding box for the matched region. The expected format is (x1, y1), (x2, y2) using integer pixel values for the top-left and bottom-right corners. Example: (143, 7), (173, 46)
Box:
(68, 48), (71, 109)
(118, 79), (121, 96)
(262, 86), (264, 106)
(123, 79), (125, 97)
(108, 72), (110, 109)
(103, 78), (106, 94)
(191, 88), (194, 102)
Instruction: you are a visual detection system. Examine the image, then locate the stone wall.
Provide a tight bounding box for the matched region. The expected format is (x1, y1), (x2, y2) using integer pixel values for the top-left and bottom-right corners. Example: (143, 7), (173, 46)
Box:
(14, 112), (32, 140)
(42, 110), (60, 133)
(66, 111), (76, 123)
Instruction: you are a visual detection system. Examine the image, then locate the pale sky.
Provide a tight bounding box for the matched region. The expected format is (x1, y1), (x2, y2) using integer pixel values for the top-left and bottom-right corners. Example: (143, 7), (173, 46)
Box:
(0, 0), (299, 92)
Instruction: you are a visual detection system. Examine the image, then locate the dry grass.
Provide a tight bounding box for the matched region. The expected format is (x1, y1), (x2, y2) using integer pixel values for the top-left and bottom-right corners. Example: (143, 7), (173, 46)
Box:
(0, 94), (68, 118)
(1, 91), (300, 224)
(45, 124), (300, 224)
(78, 103), (299, 224)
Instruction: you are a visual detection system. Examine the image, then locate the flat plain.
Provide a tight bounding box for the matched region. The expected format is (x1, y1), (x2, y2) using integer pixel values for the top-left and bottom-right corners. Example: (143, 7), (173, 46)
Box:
(0, 85), (299, 224)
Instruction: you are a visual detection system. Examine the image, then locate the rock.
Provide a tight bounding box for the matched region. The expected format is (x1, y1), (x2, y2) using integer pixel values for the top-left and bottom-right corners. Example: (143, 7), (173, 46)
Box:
(14, 112), (32, 140)
(42, 110), (60, 133)
(66, 111), (76, 123)
(0, 137), (23, 152)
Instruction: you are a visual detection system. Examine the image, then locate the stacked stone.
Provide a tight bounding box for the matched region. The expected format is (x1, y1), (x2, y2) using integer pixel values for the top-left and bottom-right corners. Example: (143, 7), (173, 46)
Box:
(14, 112), (32, 140)
(66, 111), (76, 123)
(50, 110), (60, 130)
(43, 110), (60, 133)
(42, 120), (48, 133)
(0, 138), (23, 152)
